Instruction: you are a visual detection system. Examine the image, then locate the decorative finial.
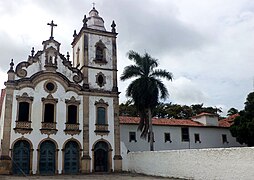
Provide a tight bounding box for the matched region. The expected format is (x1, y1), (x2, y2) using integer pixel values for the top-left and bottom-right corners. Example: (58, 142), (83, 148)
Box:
(92, 2), (96, 9)
(83, 15), (88, 28)
(31, 47), (35, 57)
(8, 59), (14, 72)
(111, 20), (116, 33)
(47, 20), (57, 39)
(73, 30), (77, 38)
(67, 52), (70, 61)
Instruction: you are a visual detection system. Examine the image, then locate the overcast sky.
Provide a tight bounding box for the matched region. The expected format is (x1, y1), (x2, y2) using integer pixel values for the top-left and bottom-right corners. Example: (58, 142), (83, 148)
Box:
(0, 0), (254, 115)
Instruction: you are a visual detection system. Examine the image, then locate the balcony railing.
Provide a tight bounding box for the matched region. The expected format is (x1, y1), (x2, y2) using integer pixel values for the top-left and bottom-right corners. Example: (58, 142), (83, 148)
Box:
(14, 121), (32, 134)
(40, 122), (57, 135)
(64, 123), (81, 135)
(94, 124), (109, 135)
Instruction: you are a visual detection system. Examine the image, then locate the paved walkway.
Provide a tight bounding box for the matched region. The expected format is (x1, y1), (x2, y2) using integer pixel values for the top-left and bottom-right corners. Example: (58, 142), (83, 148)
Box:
(0, 173), (182, 180)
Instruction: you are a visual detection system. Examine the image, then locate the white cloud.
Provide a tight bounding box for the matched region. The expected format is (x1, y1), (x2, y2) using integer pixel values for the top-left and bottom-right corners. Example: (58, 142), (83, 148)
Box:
(0, 0), (254, 114)
(167, 76), (208, 105)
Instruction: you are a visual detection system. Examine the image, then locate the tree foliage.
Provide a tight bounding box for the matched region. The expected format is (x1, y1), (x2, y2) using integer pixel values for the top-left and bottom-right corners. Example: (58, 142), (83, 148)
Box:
(227, 107), (238, 116)
(120, 101), (222, 119)
(230, 92), (254, 146)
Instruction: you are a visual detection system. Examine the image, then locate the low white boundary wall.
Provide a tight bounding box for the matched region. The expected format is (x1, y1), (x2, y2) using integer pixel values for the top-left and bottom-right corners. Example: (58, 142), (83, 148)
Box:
(123, 147), (254, 180)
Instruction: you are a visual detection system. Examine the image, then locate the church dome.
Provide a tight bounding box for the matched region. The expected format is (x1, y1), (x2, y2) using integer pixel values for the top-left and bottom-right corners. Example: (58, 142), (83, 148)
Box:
(87, 7), (106, 31)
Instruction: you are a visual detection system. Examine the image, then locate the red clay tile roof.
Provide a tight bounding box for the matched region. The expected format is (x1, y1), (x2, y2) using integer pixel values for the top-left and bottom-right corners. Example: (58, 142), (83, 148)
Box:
(0, 89), (6, 117)
(120, 114), (239, 128)
(119, 116), (204, 127)
(219, 114), (239, 127)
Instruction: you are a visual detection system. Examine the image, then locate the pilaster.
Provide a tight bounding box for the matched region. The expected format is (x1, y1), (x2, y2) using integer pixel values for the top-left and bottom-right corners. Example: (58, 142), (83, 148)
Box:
(82, 33), (89, 87)
(0, 88), (14, 174)
(113, 96), (122, 172)
(81, 95), (91, 173)
(112, 36), (118, 92)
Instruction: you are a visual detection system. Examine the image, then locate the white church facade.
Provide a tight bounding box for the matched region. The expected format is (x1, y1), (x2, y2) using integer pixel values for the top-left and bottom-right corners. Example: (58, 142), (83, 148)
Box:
(0, 7), (122, 174)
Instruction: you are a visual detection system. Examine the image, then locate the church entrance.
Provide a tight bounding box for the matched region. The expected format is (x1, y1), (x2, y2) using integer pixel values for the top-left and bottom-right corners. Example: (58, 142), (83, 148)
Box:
(12, 140), (30, 175)
(39, 140), (56, 174)
(64, 141), (79, 174)
(94, 141), (109, 172)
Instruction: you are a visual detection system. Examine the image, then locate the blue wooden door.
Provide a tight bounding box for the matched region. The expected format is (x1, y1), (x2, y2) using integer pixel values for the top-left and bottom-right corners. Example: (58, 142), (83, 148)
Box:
(64, 141), (79, 173)
(12, 140), (30, 175)
(39, 141), (56, 174)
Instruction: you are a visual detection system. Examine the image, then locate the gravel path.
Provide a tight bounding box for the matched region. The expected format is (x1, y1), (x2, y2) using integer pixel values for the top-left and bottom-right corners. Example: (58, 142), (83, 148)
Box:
(0, 173), (183, 180)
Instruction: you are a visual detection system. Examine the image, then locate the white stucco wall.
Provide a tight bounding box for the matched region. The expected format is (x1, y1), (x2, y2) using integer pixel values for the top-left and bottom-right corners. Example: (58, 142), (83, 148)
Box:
(10, 80), (83, 174)
(88, 69), (113, 91)
(89, 96), (115, 171)
(123, 147), (254, 180)
(88, 34), (113, 69)
(73, 35), (84, 67)
(120, 124), (244, 152)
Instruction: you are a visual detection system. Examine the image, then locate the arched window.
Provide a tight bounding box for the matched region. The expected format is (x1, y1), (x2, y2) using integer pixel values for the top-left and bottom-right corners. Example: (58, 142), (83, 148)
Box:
(44, 103), (55, 123)
(41, 94), (58, 135)
(15, 93), (33, 134)
(94, 99), (109, 135)
(64, 96), (81, 135)
(94, 40), (107, 64)
(18, 102), (30, 122)
(96, 46), (104, 61)
(67, 105), (77, 124)
(97, 107), (106, 125)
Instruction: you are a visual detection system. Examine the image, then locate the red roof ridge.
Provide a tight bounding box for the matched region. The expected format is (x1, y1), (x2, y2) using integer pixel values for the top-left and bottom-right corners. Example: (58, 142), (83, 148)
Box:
(192, 112), (218, 118)
(219, 114), (239, 127)
(119, 116), (204, 127)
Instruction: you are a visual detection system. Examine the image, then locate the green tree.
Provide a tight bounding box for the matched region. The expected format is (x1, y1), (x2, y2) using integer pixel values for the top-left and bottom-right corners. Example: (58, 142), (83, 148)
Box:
(165, 104), (184, 119)
(230, 92), (254, 146)
(227, 107), (238, 116)
(153, 102), (168, 118)
(119, 100), (139, 116)
(120, 50), (173, 151)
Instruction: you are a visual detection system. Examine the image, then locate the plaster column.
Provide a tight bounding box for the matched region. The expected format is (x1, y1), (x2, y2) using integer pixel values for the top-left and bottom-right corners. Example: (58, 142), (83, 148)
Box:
(81, 95), (91, 173)
(0, 87), (14, 174)
(82, 33), (89, 88)
(113, 96), (122, 172)
(112, 36), (118, 92)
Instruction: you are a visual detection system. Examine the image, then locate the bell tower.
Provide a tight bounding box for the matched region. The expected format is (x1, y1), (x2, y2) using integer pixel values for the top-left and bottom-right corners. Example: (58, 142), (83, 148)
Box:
(71, 6), (122, 172)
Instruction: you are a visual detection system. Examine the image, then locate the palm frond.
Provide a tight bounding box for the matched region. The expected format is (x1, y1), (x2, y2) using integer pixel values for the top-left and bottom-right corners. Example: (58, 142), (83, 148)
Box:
(155, 78), (169, 99)
(120, 65), (143, 81)
(150, 69), (173, 81)
(127, 50), (144, 67)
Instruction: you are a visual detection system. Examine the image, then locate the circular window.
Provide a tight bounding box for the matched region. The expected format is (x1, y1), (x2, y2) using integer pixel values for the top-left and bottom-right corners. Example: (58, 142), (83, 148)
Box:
(96, 73), (106, 87)
(46, 82), (55, 91)
(98, 75), (104, 85)
(44, 81), (57, 93)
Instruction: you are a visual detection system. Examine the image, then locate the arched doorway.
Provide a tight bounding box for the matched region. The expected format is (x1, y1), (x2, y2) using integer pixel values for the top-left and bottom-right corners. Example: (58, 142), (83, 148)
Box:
(39, 140), (56, 174)
(94, 141), (109, 172)
(12, 140), (30, 175)
(64, 141), (79, 174)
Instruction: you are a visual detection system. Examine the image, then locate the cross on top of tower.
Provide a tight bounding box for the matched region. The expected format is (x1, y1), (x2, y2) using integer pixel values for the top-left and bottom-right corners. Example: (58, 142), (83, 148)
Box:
(47, 20), (57, 40)
(92, 2), (96, 9)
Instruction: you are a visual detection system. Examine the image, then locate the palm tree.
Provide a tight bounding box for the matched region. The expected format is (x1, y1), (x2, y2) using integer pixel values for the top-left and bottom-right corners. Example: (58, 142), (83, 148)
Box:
(120, 50), (173, 151)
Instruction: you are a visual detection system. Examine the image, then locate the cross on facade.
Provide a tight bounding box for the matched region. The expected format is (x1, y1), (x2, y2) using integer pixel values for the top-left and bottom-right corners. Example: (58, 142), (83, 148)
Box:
(47, 20), (57, 39)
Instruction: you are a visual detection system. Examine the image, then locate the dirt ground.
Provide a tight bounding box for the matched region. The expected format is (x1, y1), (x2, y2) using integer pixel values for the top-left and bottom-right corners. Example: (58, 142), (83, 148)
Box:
(0, 172), (182, 180)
